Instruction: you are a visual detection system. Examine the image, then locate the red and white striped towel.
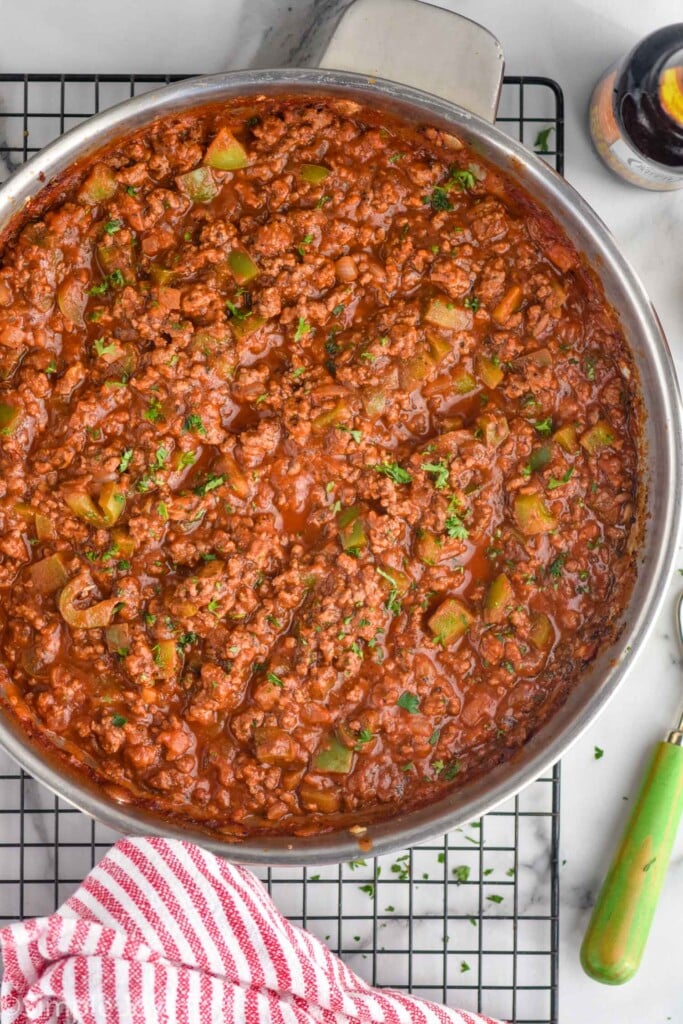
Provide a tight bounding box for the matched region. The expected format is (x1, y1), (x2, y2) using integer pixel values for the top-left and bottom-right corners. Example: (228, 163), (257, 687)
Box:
(0, 836), (503, 1024)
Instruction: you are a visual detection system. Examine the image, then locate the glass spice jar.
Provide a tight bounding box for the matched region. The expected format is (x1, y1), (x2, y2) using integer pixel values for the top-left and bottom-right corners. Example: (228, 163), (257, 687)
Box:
(589, 24), (683, 190)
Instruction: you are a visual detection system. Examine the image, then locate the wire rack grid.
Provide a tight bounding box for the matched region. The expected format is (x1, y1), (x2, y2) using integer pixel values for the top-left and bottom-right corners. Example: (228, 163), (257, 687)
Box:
(0, 74), (564, 1024)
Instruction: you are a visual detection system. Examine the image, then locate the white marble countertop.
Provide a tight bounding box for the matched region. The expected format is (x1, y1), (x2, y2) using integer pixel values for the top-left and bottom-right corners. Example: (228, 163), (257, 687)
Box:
(0, 2), (682, 1022)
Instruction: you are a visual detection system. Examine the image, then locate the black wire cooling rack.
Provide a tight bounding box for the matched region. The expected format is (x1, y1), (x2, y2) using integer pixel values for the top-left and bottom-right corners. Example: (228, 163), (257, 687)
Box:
(0, 74), (564, 1024)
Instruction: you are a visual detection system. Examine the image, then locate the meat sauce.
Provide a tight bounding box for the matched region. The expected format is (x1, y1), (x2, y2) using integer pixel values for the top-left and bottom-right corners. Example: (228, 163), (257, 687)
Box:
(0, 96), (641, 837)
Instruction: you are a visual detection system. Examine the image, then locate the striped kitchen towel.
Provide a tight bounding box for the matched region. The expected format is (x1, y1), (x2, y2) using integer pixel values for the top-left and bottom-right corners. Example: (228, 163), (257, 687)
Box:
(0, 836), (503, 1024)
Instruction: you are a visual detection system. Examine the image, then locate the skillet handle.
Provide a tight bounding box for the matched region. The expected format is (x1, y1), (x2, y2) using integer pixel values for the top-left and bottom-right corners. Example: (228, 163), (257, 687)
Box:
(580, 740), (683, 984)
(318, 0), (504, 123)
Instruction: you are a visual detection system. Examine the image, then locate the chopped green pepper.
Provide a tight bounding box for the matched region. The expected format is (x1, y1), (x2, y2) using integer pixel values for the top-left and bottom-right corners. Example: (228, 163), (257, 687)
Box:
(553, 423), (579, 453)
(529, 612), (554, 651)
(336, 505), (367, 552)
(476, 354), (504, 389)
(476, 411), (510, 448)
(300, 163), (330, 183)
(415, 529), (442, 565)
(0, 402), (20, 436)
(78, 163), (118, 205)
(64, 481), (125, 529)
(27, 553), (68, 595)
(514, 493), (557, 535)
(424, 297), (472, 330)
(57, 274), (87, 326)
(580, 420), (616, 454)
(452, 366), (477, 394)
(227, 249), (259, 284)
(428, 597), (473, 645)
(176, 166), (218, 203)
(105, 623), (131, 654)
(204, 127), (248, 170)
(485, 573), (514, 624)
(312, 734), (354, 774)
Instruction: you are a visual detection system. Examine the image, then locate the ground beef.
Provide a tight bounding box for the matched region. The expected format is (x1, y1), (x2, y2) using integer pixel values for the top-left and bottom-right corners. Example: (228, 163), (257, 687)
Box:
(0, 96), (641, 839)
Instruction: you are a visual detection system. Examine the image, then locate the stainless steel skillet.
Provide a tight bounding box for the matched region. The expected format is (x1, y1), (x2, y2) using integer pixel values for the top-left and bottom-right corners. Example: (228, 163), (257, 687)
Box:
(0, 0), (680, 864)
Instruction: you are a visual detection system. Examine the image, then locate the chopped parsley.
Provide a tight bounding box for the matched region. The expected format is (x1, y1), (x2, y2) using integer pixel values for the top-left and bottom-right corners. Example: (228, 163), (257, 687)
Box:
(487, 894), (504, 904)
(194, 474), (226, 497)
(397, 691), (420, 714)
(337, 424), (362, 443)
(534, 417), (553, 436)
(178, 451), (196, 469)
(103, 219), (122, 235)
(111, 714), (127, 728)
(594, 746), (604, 760)
(548, 553), (567, 578)
(294, 317), (311, 341)
(374, 461), (412, 485)
(463, 295), (480, 311)
(548, 467), (574, 489)
(428, 728), (441, 746)
(45, 359), (58, 375)
(452, 865), (470, 884)
(144, 396), (164, 423)
(354, 728), (374, 751)
(534, 126), (554, 154)
(423, 185), (453, 212)
(297, 232), (314, 257)
(93, 337), (118, 358)
(109, 269), (125, 289)
(177, 631), (199, 650)
(450, 167), (477, 190)
(359, 883), (375, 898)
(421, 460), (450, 489)
(183, 413), (206, 435)
(118, 448), (134, 473)
(332, 304), (345, 317)
(267, 671), (284, 687)
(125, 185), (138, 196)
(88, 280), (109, 297)
(376, 567), (402, 615)
(445, 510), (468, 540)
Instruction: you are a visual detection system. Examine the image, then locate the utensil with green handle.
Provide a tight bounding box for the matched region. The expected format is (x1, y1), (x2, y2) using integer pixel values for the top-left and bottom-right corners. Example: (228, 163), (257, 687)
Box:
(580, 592), (683, 985)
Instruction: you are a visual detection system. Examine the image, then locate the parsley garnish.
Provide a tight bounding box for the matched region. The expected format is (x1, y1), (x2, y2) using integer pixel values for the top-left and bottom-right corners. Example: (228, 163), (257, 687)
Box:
(109, 269), (125, 289)
(452, 865), (470, 884)
(464, 295), (480, 311)
(144, 396), (163, 423)
(297, 233), (313, 257)
(423, 186), (453, 211)
(103, 219), (122, 235)
(548, 553), (567, 578)
(534, 126), (554, 154)
(376, 567), (402, 616)
(194, 473), (226, 497)
(177, 631), (199, 650)
(118, 448), (134, 473)
(374, 461), (412, 485)
(594, 746), (604, 760)
(354, 728), (374, 751)
(294, 317), (311, 341)
(337, 424), (362, 443)
(534, 417), (553, 436)
(111, 714), (127, 727)
(225, 299), (251, 321)
(89, 280), (109, 297)
(93, 337), (118, 357)
(178, 451), (196, 469)
(183, 413), (206, 435)
(397, 691), (420, 714)
(125, 185), (138, 196)
(548, 467), (574, 490)
(45, 359), (57, 375)
(267, 671), (284, 687)
(421, 460), (450, 489)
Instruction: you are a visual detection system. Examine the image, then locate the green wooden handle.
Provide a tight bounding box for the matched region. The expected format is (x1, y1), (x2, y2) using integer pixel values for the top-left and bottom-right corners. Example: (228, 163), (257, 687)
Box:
(581, 741), (683, 984)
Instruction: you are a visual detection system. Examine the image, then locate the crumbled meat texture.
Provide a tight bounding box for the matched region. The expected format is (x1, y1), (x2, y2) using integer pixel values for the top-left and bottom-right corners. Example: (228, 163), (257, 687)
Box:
(0, 96), (641, 837)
